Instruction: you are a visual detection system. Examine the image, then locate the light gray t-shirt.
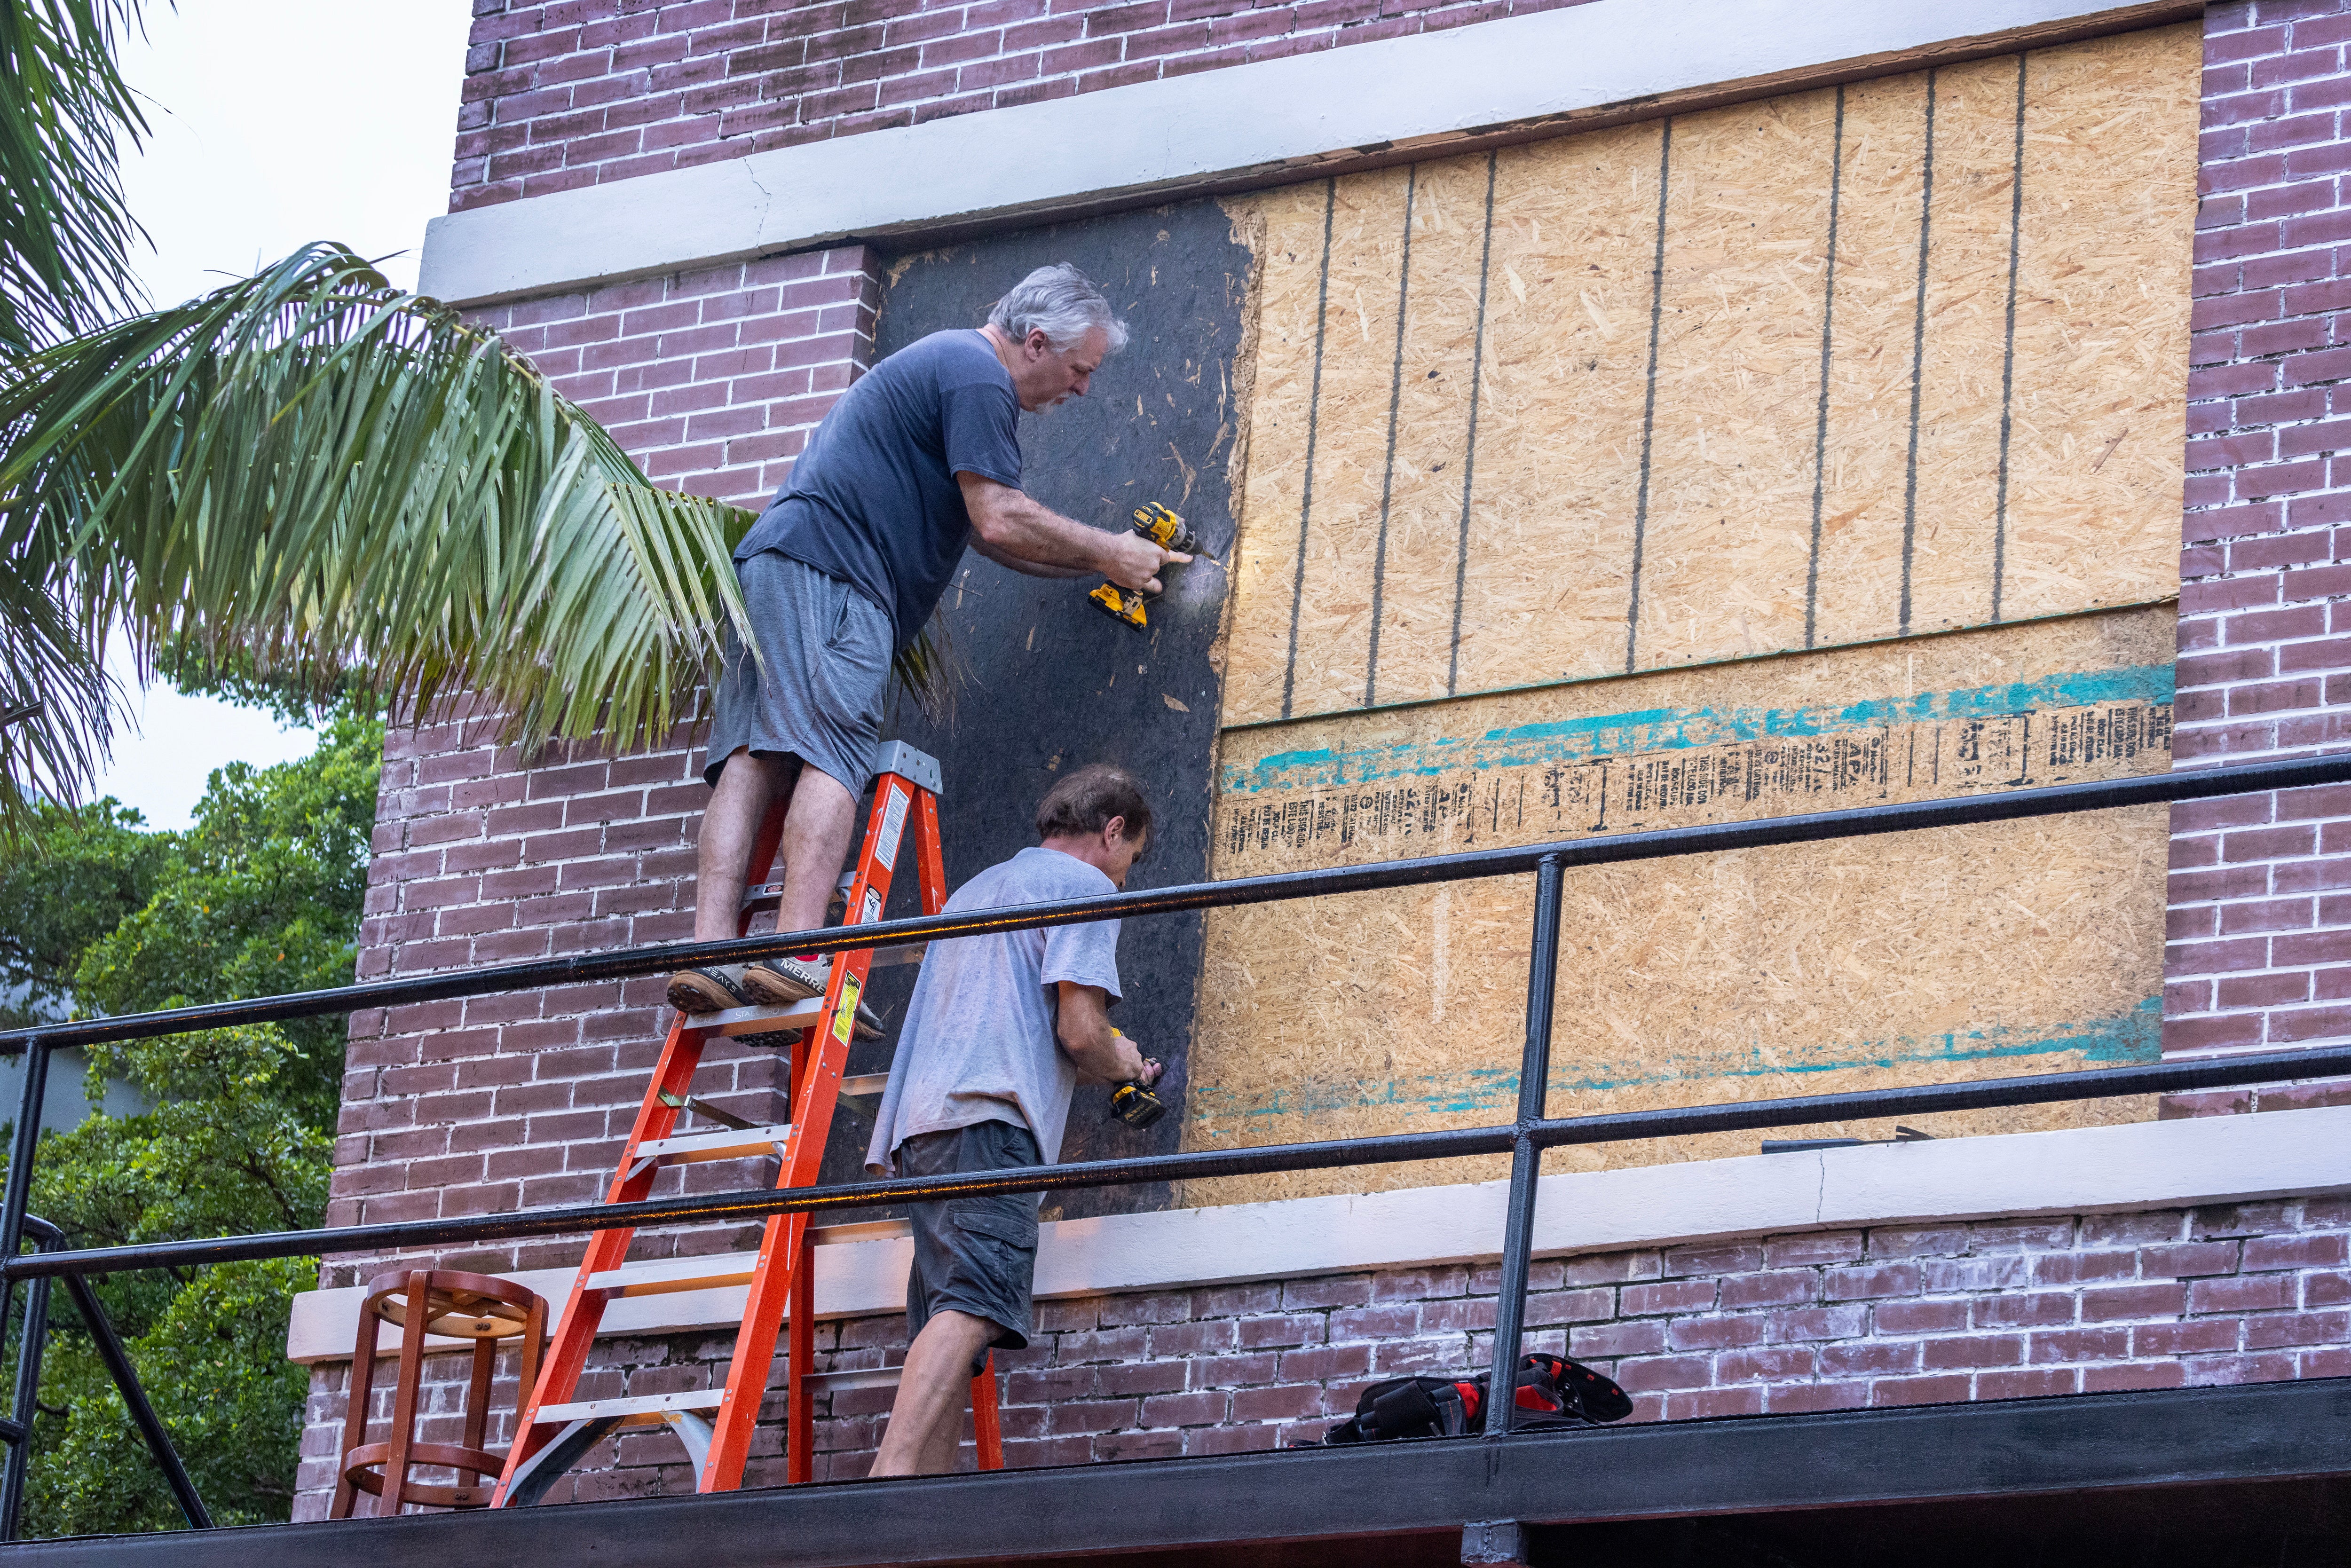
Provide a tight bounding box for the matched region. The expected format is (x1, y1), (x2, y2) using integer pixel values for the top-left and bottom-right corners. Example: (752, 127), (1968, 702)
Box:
(863, 846), (1122, 1174)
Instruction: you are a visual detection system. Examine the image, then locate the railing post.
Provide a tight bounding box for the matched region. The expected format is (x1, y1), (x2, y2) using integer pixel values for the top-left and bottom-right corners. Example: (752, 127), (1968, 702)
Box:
(0, 1272), (51, 1540)
(1484, 854), (1564, 1440)
(0, 1042), (49, 1371)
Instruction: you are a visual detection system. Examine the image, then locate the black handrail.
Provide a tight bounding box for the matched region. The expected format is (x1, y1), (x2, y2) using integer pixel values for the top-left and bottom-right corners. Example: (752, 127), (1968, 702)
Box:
(10, 1039), (2347, 1283)
(1, 749), (2346, 1538)
(1, 754), (2344, 1059)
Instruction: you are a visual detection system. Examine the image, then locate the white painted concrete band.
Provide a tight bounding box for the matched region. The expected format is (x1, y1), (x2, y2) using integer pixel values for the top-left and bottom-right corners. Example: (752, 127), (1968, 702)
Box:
(418, 0), (2182, 306)
(287, 1106), (2351, 1363)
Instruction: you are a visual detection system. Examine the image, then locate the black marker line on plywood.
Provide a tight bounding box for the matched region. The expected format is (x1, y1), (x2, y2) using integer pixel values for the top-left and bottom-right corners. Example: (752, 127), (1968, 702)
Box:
(1280, 181), (1338, 721)
(1991, 55), (2028, 625)
(1447, 151), (1499, 698)
(1625, 119), (1673, 676)
(1805, 87), (1848, 652)
(1364, 165), (1419, 709)
(1898, 70), (1940, 638)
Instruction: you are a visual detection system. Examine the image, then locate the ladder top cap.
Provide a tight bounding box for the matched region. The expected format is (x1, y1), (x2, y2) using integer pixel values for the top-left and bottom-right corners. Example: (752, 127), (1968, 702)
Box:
(872, 740), (941, 795)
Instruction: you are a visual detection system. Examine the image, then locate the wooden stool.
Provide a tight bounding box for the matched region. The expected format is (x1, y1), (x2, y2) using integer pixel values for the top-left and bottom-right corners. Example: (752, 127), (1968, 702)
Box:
(330, 1268), (546, 1519)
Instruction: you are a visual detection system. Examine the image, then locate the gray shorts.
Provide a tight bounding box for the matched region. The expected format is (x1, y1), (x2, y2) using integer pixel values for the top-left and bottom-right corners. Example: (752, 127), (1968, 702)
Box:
(702, 551), (891, 793)
(900, 1119), (1042, 1373)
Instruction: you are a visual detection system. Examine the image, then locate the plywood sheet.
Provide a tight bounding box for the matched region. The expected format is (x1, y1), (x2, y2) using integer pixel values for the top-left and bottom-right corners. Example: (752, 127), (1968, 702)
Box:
(1364, 154), (1491, 707)
(1284, 168), (1413, 718)
(1452, 122), (1666, 697)
(2000, 28), (2198, 622)
(1633, 87), (1837, 671)
(1220, 184), (1334, 725)
(1180, 606), (2172, 1206)
(1215, 22), (2196, 726)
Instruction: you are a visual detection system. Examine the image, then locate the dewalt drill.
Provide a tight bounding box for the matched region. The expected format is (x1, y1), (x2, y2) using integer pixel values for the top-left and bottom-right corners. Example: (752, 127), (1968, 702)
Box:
(1109, 1064), (1166, 1128)
(1089, 502), (1208, 630)
(1107, 1031), (1167, 1128)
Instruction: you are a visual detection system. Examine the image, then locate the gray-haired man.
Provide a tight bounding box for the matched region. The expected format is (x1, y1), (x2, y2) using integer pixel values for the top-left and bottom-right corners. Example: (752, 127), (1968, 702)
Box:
(670, 265), (1190, 1013)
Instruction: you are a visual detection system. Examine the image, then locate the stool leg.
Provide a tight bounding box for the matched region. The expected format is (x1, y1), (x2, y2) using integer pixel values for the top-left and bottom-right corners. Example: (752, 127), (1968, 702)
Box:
(380, 1271), (431, 1518)
(329, 1300), (384, 1520)
(462, 1337), (494, 1457)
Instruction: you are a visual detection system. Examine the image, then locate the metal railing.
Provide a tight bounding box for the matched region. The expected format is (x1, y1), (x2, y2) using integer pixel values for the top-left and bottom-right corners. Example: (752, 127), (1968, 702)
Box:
(4, 753), (2351, 1532)
(0, 1218), (209, 1538)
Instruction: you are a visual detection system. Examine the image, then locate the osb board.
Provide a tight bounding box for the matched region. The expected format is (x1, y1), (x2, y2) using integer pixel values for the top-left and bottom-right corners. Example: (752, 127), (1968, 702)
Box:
(1178, 606), (2172, 1206)
(1214, 22), (2197, 728)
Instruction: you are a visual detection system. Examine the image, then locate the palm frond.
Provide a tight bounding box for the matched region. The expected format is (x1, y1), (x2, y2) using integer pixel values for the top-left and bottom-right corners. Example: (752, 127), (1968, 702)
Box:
(0, 0), (151, 353)
(0, 244), (955, 820)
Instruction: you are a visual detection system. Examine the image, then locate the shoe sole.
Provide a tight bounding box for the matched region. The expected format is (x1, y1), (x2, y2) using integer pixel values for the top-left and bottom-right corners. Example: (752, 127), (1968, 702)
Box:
(668, 970), (747, 1014)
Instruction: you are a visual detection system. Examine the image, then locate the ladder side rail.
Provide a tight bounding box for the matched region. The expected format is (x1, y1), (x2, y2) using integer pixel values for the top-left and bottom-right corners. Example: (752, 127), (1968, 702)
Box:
(970, 1353), (1002, 1471)
(787, 1225), (815, 1484)
(702, 768), (925, 1491)
(914, 790), (948, 916)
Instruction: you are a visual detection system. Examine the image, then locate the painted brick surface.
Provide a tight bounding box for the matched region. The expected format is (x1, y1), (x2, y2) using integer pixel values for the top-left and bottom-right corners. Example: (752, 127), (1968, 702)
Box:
(449, 0), (1601, 212)
(2170, 0), (2351, 1079)
(292, 1199), (2351, 1515)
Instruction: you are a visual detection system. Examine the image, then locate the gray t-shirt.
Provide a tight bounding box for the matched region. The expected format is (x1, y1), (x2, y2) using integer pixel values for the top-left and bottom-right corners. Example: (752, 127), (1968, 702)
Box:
(864, 847), (1122, 1174)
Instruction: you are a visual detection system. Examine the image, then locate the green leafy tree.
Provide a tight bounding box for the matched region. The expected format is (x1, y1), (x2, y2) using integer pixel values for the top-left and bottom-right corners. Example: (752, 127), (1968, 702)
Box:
(0, 796), (169, 1030)
(70, 707), (382, 1119)
(0, 711), (377, 1534)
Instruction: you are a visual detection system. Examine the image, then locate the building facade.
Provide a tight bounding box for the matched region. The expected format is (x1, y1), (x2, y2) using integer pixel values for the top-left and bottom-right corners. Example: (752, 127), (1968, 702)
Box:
(290, 0), (2351, 1520)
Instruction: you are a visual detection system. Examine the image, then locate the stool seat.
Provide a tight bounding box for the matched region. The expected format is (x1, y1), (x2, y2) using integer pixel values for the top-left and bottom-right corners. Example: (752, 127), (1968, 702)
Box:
(330, 1267), (547, 1520)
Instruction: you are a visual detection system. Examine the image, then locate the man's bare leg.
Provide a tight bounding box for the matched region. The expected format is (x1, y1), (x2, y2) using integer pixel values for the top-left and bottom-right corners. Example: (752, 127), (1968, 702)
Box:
(770, 764), (858, 938)
(871, 1308), (996, 1477)
(692, 749), (798, 943)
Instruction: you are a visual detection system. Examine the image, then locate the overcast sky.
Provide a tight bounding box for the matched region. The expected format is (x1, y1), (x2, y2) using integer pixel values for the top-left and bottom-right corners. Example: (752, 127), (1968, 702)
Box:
(89, 0), (475, 828)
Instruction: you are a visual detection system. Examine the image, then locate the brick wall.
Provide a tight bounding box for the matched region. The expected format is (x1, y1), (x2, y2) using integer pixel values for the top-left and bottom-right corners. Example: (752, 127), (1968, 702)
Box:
(2168, 0), (2351, 1082)
(449, 0), (1600, 211)
(464, 244), (880, 508)
(296, 1196), (2351, 1512)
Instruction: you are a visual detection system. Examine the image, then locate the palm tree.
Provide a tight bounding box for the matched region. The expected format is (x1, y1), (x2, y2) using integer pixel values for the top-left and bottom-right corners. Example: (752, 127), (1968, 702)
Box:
(0, 1), (938, 828)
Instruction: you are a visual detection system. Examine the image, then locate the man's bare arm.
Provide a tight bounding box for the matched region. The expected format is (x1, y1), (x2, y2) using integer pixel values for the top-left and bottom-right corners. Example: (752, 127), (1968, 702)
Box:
(1056, 981), (1159, 1085)
(960, 473), (1188, 591)
(969, 528), (1091, 578)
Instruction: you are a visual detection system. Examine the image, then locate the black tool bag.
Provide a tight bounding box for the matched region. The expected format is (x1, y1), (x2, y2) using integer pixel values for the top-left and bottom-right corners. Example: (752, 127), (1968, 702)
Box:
(1315, 1353), (1632, 1444)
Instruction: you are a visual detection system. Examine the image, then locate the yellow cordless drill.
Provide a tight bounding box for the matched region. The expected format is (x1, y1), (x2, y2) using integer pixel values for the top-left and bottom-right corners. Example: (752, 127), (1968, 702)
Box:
(1109, 1059), (1167, 1128)
(1089, 502), (1208, 630)
(1105, 1029), (1167, 1128)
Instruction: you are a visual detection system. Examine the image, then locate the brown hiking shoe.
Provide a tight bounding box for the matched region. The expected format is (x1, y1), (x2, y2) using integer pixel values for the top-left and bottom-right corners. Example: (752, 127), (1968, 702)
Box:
(742, 953), (829, 1004)
(666, 964), (750, 1015)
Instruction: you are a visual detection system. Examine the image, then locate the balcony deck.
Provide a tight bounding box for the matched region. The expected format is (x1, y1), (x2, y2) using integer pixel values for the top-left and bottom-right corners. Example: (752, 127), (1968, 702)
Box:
(20, 1377), (2348, 1567)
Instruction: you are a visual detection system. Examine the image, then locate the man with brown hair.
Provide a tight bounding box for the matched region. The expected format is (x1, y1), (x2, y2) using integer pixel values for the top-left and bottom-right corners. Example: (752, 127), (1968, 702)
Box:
(861, 763), (1164, 1476)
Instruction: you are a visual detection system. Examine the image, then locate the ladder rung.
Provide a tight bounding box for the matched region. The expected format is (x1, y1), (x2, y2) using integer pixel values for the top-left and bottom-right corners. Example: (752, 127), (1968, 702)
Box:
(535, 1388), (726, 1425)
(687, 1000), (822, 1038)
(838, 1072), (888, 1101)
(585, 1257), (758, 1298)
(805, 1365), (902, 1392)
(631, 1123), (793, 1167)
(807, 1218), (913, 1246)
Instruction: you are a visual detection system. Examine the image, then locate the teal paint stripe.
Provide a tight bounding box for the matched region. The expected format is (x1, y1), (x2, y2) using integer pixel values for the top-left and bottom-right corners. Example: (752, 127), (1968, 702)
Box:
(1222, 662), (2176, 795)
(1188, 998), (2162, 1127)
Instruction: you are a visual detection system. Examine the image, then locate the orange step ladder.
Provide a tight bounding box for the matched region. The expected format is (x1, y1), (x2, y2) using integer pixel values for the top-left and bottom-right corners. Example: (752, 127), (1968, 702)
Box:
(492, 741), (1002, 1503)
